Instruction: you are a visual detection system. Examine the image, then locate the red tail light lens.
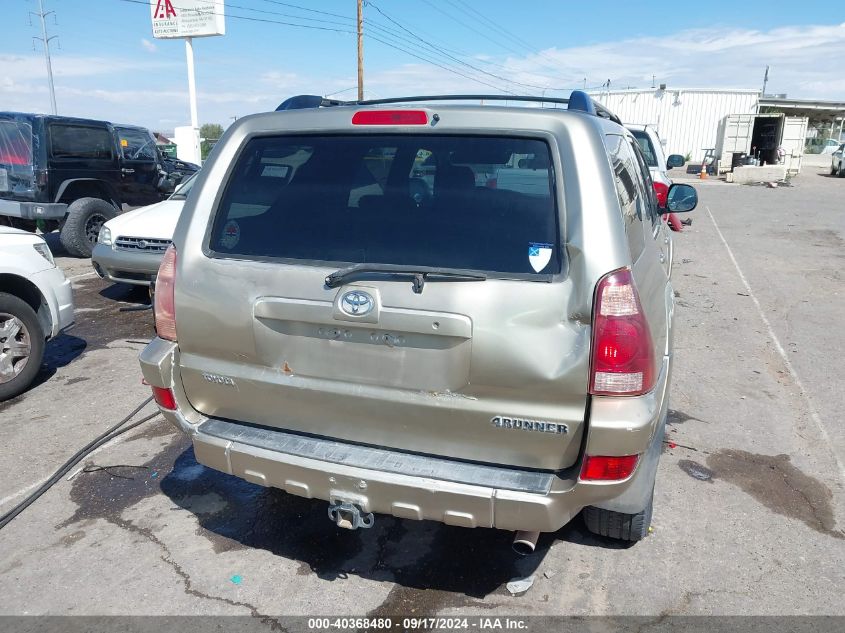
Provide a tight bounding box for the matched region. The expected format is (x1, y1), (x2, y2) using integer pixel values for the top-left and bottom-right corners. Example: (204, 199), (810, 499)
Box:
(580, 454), (639, 481)
(653, 182), (669, 208)
(151, 386), (177, 410)
(352, 110), (428, 125)
(154, 245), (177, 341)
(590, 268), (655, 396)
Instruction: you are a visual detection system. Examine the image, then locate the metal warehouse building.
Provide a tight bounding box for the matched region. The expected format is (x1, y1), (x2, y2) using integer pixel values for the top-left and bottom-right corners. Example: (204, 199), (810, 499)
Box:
(590, 88), (760, 162)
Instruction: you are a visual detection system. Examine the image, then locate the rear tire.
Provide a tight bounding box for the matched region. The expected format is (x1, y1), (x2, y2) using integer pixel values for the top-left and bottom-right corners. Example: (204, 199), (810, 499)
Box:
(838, 163), (845, 177)
(59, 197), (117, 257)
(0, 292), (45, 401)
(583, 490), (654, 542)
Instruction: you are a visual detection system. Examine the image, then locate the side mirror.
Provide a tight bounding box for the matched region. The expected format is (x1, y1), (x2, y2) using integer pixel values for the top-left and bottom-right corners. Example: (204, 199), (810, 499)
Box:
(666, 154), (685, 169)
(157, 175), (177, 194)
(667, 183), (697, 213)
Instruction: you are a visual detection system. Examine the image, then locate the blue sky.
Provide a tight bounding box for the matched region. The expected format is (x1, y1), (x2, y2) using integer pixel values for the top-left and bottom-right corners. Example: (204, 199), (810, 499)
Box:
(2, 1), (844, 133)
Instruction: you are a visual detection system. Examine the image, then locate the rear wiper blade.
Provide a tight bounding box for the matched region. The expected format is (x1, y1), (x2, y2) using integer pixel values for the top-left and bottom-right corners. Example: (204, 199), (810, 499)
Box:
(325, 264), (486, 294)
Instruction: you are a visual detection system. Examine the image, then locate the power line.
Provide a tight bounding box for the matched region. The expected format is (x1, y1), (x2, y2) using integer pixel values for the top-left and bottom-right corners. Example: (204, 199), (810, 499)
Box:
(423, 0), (573, 76)
(116, 0), (522, 95)
(418, 0), (525, 57)
(366, 1), (565, 92)
(448, 0), (535, 50)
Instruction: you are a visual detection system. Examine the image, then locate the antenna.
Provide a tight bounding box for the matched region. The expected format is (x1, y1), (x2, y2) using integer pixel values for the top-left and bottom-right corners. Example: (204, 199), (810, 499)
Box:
(31, 0), (58, 114)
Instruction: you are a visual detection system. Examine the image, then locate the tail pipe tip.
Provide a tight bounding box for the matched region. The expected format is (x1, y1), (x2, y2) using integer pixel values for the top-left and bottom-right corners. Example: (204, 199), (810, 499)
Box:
(512, 530), (540, 556)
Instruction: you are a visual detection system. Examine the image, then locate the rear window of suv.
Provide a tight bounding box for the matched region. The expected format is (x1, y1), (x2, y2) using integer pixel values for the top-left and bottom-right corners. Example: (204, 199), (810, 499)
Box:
(0, 120), (33, 166)
(210, 135), (560, 276)
(630, 130), (658, 167)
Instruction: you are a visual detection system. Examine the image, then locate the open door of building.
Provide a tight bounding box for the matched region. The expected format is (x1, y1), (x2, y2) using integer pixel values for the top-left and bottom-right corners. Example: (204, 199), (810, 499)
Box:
(780, 116), (809, 174)
(717, 114), (755, 169)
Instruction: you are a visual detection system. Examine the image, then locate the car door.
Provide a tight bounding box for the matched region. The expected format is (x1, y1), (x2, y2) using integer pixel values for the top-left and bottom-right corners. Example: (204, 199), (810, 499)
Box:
(46, 121), (121, 202)
(115, 126), (162, 206)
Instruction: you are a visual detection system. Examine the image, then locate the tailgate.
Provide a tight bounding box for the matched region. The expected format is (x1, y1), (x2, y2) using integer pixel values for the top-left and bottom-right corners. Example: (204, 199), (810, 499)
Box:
(176, 130), (589, 471)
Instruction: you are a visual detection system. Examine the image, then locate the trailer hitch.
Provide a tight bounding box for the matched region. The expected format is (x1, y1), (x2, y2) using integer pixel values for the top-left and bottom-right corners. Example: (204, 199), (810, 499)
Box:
(327, 502), (374, 530)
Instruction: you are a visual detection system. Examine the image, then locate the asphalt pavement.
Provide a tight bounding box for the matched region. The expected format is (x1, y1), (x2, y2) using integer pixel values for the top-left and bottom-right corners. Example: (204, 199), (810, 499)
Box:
(0, 166), (843, 621)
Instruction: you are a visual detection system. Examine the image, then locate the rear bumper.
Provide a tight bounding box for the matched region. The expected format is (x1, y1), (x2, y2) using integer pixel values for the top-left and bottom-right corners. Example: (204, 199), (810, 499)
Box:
(91, 243), (163, 286)
(0, 199), (67, 220)
(139, 337), (670, 532)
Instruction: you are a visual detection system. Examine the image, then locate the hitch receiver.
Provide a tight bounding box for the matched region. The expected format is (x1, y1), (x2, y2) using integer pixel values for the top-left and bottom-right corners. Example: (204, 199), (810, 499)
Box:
(328, 502), (374, 530)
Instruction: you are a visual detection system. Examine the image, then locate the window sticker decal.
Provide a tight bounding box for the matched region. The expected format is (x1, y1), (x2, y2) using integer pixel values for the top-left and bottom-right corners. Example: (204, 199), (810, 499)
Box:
(528, 242), (553, 272)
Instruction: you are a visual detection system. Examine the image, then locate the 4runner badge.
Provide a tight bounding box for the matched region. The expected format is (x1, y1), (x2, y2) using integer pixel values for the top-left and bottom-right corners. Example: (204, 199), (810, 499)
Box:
(491, 416), (568, 435)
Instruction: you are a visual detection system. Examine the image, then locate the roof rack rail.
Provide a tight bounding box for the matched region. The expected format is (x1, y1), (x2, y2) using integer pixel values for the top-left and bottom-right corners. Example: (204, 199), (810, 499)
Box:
(275, 90), (621, 124)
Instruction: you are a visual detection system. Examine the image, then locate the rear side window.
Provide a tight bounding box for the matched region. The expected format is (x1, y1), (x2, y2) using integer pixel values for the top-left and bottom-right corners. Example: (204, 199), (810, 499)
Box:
(49, 124), (114, 160)
(630, 130), (658, 168)
(0, 120), (33, 166)
(607, 134), (645, 260)
(629, 140), (660, 229)
(210, 135), (560, 276)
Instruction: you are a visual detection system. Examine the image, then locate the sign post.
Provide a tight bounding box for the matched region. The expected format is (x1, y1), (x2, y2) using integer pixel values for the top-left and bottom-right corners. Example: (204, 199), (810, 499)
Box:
(150, 0), (225, 164)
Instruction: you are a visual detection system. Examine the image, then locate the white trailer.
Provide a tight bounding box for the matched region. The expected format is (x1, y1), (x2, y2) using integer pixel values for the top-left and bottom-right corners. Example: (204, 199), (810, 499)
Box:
(716, 113), (808, 174)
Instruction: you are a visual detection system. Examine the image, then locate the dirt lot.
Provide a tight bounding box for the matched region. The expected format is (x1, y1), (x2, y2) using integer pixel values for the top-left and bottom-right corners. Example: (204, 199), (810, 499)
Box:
(0, 165), (843, 624)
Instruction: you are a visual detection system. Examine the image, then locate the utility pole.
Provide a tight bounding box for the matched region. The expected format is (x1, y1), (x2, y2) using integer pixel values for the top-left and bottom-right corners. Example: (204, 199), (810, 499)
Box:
(32, 0), (58, 114)
(357, 0), (364, 101)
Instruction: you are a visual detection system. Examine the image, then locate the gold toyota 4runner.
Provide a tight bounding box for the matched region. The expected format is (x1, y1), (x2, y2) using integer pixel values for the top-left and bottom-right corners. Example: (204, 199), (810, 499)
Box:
(139, 92), (697, 550)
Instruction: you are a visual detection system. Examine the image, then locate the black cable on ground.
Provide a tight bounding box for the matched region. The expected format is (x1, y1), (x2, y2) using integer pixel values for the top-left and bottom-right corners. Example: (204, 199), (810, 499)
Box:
(0, 396), (158, 531)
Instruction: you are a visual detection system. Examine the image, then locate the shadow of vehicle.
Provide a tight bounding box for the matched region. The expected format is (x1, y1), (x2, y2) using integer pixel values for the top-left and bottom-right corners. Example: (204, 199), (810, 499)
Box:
(0, 333), (87, 409)
(159, 445), (628, 600)
(98, 282), (150, 306)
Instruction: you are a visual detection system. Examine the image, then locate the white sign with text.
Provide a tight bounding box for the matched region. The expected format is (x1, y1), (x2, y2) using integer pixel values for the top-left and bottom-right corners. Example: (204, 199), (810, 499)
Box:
(150, 0), (225, 39)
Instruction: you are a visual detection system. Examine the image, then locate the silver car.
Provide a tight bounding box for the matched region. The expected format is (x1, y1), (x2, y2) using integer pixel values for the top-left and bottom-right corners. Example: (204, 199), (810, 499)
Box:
(140, 92), (697, 548)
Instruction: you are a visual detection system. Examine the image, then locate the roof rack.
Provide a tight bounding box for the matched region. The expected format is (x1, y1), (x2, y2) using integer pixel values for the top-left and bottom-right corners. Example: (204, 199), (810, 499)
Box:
(275, 90), (622, 125)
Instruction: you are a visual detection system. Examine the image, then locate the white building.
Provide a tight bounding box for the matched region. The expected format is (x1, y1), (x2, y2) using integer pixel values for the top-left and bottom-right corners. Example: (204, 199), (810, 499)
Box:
(590, 88), (760, 162)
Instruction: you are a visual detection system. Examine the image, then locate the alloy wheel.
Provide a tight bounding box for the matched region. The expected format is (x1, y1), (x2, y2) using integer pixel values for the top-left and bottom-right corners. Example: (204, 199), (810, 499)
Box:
(0, 312), (31, 384)
(85, 213), (108, 246)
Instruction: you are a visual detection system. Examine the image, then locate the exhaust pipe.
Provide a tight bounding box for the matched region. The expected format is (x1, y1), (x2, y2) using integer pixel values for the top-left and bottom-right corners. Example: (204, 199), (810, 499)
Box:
(512, 530), (540, 556)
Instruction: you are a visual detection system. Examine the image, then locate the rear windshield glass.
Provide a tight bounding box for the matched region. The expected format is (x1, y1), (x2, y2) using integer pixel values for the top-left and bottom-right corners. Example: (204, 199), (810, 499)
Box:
(631, 130), (658, 167)
(0, 120), (33, 167)
(210, 135), (560, 276)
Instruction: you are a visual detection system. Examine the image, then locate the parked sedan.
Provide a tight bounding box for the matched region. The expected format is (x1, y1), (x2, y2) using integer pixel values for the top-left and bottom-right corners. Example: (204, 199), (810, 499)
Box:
(0, 227), (74, 400)
(831, 144), (844, 177)
(92, 174), (195, 286)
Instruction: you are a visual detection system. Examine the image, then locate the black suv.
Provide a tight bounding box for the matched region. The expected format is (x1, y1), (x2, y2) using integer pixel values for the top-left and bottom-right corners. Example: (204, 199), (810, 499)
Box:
(0, 113), (180, 257)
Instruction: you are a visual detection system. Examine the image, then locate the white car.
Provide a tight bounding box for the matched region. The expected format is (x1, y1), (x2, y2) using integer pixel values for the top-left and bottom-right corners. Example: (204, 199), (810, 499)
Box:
(91, 174), (195, 286)
(0, 227), (74, 400)
(625, 124), (686, 190)
(831, 144), (844, 177)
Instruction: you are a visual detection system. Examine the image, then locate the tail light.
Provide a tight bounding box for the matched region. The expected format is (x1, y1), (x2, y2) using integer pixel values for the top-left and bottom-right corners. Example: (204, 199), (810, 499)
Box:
(653, 181), (669, 208)
(352, 110), (428, 125)
(151, 386), (177, 410)
(154, 245), (177, 341)
(580, 454), (639, 481)
(589, 268), (655, 396)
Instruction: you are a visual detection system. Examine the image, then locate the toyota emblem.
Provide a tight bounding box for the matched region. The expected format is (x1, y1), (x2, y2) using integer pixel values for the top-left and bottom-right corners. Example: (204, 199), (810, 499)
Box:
(340, 290), (375, 316)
